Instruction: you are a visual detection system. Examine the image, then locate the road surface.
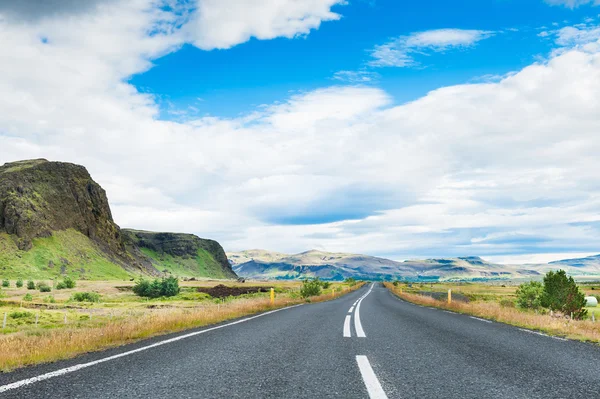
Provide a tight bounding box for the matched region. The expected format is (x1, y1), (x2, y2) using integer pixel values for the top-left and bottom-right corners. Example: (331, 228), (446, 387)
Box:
(1, 283), (600, 398)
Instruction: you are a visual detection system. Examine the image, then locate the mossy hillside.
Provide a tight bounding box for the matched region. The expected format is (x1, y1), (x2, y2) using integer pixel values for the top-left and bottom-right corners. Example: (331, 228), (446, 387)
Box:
(123, 229), (236, 279)
(0, 230), (132, 280)
(140, 248), (231, 279)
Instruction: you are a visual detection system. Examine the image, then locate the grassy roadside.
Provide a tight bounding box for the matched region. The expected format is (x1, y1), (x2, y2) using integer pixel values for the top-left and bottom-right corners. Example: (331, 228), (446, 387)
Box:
(384, 282), (600, 344)
(0, 281), (365, 371)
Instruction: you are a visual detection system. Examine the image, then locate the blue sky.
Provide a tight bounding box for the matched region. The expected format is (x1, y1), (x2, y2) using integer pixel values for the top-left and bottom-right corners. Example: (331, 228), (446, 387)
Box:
(2, 0), (600, 263)
(131, 0), (593, 119)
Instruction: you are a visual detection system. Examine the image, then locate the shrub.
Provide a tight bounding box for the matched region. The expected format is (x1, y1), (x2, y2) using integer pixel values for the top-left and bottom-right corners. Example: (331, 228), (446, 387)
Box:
(37, 283), (51, 293)
(300, 279), (322, 298)
(344, 278), (357, 286)
(2, 280), (9, 288)
(71, 292), (101, 303)
(321, 281), (331, 289)
(44, 295), (56, 303)
(161, 277), (180, 297)
(541, 270), (587, 320)
(133, 277), (180, 298)
(63, 277), (76, 289)
(16, 279), (23, 288)
(516, 281), (543, 310)
(10, 311), (33, 319)
(27, 280), (36, 290)
(392, 281), (399, 287)
(23, 293), (33, 301)
(56, 277), (76, 290)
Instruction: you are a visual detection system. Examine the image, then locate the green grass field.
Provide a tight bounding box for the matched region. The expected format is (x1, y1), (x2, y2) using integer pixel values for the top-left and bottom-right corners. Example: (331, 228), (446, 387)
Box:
(0, 230), (132, 280)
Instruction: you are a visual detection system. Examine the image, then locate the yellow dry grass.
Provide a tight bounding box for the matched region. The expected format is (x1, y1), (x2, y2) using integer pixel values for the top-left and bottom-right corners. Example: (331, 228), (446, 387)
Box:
(384, 283), (600, 344)
(0, 282), (363, 371)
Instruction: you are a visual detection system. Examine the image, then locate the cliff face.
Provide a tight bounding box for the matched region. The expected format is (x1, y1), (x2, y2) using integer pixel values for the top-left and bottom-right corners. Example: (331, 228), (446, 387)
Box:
(0, 159), (122, 253)
(0, 159), (236, 280)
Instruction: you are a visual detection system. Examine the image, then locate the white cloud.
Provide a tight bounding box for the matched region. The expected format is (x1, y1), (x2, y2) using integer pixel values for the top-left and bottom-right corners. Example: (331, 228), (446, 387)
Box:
(369, 29), (495, 67)
(332, 70), (380, 83)
(185, 0), (346, 50)
(544, 0), (600, 9)
(3, 4), (600, 260)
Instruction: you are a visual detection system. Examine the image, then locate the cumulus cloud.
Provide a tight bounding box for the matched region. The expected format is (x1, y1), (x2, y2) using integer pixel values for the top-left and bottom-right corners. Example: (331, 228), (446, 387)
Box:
(185, 0), (346, 50)
(369, 29), (495, 67)
(2, 2), (600, 259)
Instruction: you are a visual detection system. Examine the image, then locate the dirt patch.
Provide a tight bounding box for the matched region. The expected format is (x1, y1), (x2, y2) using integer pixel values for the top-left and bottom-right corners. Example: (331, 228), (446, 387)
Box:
(197, 284), (270, 298)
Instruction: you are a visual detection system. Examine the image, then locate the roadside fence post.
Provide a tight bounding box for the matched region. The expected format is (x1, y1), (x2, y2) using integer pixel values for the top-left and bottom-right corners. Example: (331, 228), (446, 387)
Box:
(35, 313), (39, 326)
(270, 288), (275, 305)
(570, 312), (573, 320)
(2, 312), (6, 329)
(332, 288), (335, 298)
(593, 312), (596, 323)
(64, 312), (67, 324)
(448, 289), (452, 304)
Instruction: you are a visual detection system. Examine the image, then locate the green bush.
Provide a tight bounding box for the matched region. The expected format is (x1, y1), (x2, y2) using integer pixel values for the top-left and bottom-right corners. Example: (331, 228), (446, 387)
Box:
(27, 280), (36, 290)
(10, 311), (33, 319)
(321, 281), (331, 289)
(133, 277), (180, 298)
(516, 281), (543, 310)
(23, 293), (33, 301)
(16, 279), (23, 288)
(44, 295), (56, 304)
(344, 278), (357, 286)
(63, 277), (76, 289)
(37, 283), (51, 293)
(300, 279), (322, 298)
(56, 277), (76, 290)
(2, 280), (9, 288)
(71, 292), (101, 303)
(541, 270), (587, 320)
(392, 281), (399, 287)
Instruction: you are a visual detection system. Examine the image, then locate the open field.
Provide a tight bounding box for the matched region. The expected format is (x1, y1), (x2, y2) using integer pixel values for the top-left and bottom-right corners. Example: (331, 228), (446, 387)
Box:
(0, 279), (363, 371)
(385, 281), (600, 343)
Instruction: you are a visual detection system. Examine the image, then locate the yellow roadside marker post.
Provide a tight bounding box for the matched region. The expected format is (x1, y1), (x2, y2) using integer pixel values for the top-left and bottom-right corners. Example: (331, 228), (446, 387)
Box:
(270, 288), (275, 305)
(448, 289), (452, 304)
(332, 288), (335, 298)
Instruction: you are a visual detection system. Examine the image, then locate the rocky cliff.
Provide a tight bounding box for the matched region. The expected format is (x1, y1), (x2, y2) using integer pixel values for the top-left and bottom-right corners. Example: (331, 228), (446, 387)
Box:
(0, 159), (235, 280)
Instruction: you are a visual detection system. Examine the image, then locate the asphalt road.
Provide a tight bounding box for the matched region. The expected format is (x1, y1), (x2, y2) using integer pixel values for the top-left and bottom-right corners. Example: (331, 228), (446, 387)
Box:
(2, 283), (600, 398)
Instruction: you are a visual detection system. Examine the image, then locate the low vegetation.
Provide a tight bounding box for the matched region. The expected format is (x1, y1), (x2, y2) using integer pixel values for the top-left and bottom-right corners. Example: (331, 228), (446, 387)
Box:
(133, 277), (180, 298)
(385, 269), (600, 343)
(0, 279), (363, 371)
(71, 292), (101, 303)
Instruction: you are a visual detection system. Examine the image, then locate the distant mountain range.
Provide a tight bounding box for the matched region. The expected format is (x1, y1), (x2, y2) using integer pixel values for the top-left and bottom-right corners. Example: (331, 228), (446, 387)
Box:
(228, 250), (600, 281)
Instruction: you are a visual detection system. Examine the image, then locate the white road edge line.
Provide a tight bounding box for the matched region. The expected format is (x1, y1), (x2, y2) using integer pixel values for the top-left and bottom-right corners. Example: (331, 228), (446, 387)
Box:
(356, 355), (388, 399)
(343, 315), (352, 337)
(349, 306), (354, 313)
(518, 328), (568, 341)
(0, 304), (304, 394)
(470, 316), (492, 324)
(442, 310), (456, 314)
